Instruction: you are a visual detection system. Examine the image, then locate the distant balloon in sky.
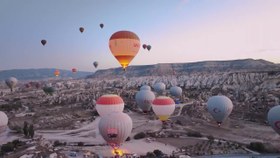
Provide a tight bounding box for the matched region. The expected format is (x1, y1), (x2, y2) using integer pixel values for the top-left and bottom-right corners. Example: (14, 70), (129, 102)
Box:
(142, 44), (147, 49)
(206, 95), (233, 126)
(96, 94), (124, 117)
(99, 112), (132, 149)
(79, 27), (84, 33)
(0, 111), (8, 132)
(147, 45), (151, 51)
(100, 23), (104, 29)
(267, 105), (280, 135)
(93, 61), (98, 68)
(5, 77), (18, 92)
(152, 96), (175, 121)
(72, 68), (77, 73)
(153, 82), (166, 95)
(109, 30), (140, 71)
(136, 90), (155, 113)
(41, 39), (47, 46)
(54, 70), (60, 77)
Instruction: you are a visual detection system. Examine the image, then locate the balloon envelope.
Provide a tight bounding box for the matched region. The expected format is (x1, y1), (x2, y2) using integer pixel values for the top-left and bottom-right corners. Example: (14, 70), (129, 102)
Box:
(93, 61), (98, 68)
(54, 70), (60, 77)
(5, 77), (18, 92)
(142, 44), (147, 49)
(99, 112), (132, 148)
(72, 68), (77, 73)
(170, 86), (182, 98)
(140, 85), (151, 91)
(109, 31), (140, 70)
(79, 27), (84, 33)
(267, 105), (280, 135)
(96, 94), (124, 117)
(136, 90), (155, 113)
(41, 39), (47, 46)
(153, 82), (166, 95)
(0, 111), (8, 130)
(206, 95), (233, 125)
(147, 45), (151, 51)
(152, 96), (175, 121)
(100, 23), (104, 28)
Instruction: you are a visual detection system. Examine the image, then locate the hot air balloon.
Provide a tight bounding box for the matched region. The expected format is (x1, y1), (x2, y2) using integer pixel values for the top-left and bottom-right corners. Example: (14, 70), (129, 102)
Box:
(79, 27), (84, 33)
(109, 31), (140, 71)
(5, 77), (18, 92)
(147, 45), (151, 51)
(267, 105), (280, 135)
(93, 61), (98, 68)
(153, 82), (166, 95)
(54, 70), (60, 77)
(43, 86), (56, 96)
(170, 86), (182, 98)
(99, 112), (132, 149)
(140, 85), (151, 91)
(206, 95), (233, 126)
(100, 23), (104, 29)
(152, 96), (175, 121)
(142, 44), (147, 49)
(41, 39), (47, 46)
(136, 90), (155, 113)
(0, 111), (8, 133)
(96, 94), (124, 117)
(72, 68), (77, 73)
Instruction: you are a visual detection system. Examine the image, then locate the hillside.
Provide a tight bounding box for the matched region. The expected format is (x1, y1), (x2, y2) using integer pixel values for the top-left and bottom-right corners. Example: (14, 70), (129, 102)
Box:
(0, 68), (92, 81)
(88, 59), (280, 78)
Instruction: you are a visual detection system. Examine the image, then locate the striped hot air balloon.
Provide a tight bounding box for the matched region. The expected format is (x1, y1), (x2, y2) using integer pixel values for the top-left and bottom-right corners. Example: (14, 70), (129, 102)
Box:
(0, 111), (8, 133)
(96, 94), (124, 117)
(152, 96), (175, 121)
(267, 105), (280, 135)
(109, 31), (140, 71)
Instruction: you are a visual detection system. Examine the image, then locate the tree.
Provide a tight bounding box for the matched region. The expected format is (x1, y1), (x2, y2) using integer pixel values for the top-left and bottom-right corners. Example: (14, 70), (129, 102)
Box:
(134, 132), (146, 139)
(146, 152), (156, 158)
(23, 121), (28, 137)
(153, 149), (163, 157)
(28, 124), (34, 138)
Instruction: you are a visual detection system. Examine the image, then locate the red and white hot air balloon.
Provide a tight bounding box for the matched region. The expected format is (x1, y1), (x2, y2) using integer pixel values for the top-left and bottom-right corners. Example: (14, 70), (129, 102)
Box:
(152, 96), (175, 121)
(96, 94), (124, 117)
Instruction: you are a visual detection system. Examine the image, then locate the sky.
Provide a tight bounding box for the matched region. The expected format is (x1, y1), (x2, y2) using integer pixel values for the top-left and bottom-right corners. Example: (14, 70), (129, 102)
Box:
(0, 0), (279, 71)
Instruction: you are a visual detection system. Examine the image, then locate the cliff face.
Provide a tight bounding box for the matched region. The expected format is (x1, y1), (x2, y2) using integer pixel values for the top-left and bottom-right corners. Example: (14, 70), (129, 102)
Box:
(88, 59), (280, 79)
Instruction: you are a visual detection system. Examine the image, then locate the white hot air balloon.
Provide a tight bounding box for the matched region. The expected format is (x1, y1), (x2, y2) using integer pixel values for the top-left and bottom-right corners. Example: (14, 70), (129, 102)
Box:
(153, 82), (166, 95)
(206, 95), (233, 126)
(5, 77), (18, 92)
(267, 105), (280, 135)
(152, 96), (175, 121)
(170, 86), (182, 98)
(99, 112), (132, 149)
(135, 90), (155, 113)
(140, 85), (151, 91)
(96, 94), (124, 117)
(0, 111), (8, 133)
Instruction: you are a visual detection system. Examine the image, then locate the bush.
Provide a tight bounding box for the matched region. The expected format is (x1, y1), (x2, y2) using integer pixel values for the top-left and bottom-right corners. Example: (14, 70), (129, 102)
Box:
(126, 137), (131, 141)
(53, 140), (61, 147)
(247, 142), (265, 152)
(153, 149), (163, 157)
(77, 142), (84, 146)
(207, 135), (214, 141)
(187, 131), (203, 137)
(146, 152), (156, 158)
(1, 143), (14, 153)
(134, 132), (146, 139)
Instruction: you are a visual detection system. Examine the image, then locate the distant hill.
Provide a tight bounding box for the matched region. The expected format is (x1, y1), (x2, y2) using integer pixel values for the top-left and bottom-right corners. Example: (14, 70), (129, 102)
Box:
(88, 59), (280, 79)
(0, 68), (92, 81)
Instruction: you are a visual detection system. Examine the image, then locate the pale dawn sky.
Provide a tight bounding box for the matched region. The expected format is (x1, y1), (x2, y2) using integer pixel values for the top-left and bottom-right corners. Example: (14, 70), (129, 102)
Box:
(0, 0), (279, 71)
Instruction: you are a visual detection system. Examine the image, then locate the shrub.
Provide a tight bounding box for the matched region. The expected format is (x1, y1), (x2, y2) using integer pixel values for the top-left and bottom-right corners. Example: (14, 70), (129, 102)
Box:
(153, 149), (163, 157)
(247, 142), (265, 153)
(77, 142), (84, 146)
(134, 132), (146, 139)
(187, 131), (203, 137)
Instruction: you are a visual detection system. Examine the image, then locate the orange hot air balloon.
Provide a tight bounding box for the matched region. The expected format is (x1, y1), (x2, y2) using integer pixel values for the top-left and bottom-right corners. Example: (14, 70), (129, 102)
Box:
(72, 68), (77, 73)
(54, 70), (60, 77)
(109, 31), (140, 71)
